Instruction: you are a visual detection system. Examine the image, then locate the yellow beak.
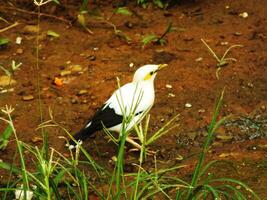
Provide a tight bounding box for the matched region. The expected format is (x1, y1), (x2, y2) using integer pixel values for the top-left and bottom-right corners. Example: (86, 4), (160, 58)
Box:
(158, 64), (168, 70)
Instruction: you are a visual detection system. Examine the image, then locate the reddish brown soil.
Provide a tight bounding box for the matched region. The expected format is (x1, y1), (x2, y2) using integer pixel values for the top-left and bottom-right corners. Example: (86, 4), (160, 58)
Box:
(0, 0), (266, 198)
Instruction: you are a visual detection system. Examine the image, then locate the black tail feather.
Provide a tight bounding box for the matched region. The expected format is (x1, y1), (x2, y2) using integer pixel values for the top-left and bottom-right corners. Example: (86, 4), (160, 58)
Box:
(68, 126), (96, 147)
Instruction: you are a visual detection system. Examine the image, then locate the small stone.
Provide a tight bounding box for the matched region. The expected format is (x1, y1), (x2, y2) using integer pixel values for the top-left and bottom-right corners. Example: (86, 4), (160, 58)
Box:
(225, 5), (230, 9)
(165, 84), (172, 89)
(16, 48), (24, 54)
(70, 97), (78, 104)
(220, 41), (229, 46)
(90, 96), (96, 100)
(15, 37), (22, 44)
(129, 63), (134, 68)
(82, 100), (88, 104)
(185, 103), (192, 108)
(184, 37), (194, 41)
(195, 57), (203, 62)
(168, 93), (175, 97)
(198, 108), (205, 113)
(87, 55), (96, 61)
(60, 70), (71, 76)
(93, 47), (99, 51)
(236, 185), (241, 190)
(0, 88), (14, 94)
(31, 136), (43, 143)
(0, 76), (16, 87)
(22, 25), (39, 34)
(77, 89), (88, 96)
(234, 32), (242, 36)
(124, 21), (133, 28)
(247, 82), (254, 88)
(239, 12), (248, 18)
(22, 95), (34, 101)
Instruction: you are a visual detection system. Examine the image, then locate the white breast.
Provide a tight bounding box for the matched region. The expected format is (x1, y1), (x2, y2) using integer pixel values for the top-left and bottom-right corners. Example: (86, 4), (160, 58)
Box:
(104, 81), (155, 133)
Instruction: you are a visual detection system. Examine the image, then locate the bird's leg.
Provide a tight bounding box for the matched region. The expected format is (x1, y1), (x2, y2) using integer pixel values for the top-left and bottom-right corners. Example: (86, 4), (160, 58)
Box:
(126, 136), (142, 149)
(126, 136), (156, 155)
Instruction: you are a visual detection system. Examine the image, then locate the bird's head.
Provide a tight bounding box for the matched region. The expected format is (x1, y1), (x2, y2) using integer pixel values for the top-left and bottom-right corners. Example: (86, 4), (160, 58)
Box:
(133, 64), (168, 82)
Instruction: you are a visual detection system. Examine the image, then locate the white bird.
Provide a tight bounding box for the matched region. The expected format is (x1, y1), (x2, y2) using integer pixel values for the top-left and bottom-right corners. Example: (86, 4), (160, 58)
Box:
(67, 64), (167, 149)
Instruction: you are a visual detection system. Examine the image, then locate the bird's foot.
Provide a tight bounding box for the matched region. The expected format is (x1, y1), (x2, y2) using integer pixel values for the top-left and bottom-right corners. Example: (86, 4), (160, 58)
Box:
(128, 147), (156, 156)
(126, 136), (156, 156)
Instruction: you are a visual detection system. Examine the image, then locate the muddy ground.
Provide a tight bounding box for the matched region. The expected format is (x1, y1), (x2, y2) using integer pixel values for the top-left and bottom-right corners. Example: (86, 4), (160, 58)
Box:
(0, 0), (267, 198)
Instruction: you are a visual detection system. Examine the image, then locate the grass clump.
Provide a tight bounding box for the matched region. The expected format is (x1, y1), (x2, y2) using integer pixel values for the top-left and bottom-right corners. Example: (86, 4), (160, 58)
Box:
(0, 90), (260, 199)
(201, 39), (243, 79)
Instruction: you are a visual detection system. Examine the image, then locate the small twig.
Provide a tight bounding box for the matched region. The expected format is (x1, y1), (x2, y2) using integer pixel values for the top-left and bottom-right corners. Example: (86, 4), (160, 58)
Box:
(3, 6), (71, 25)
(0, 22), (20, 33)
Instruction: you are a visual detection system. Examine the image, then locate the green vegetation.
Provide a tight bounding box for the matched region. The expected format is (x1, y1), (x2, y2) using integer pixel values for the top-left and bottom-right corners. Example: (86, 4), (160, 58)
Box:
(142, 22), (174, 48)
(0, 1), (260, 199)
(0, 38), (9, 46)
(0, 90), (260, 199)
(201, 39), (243, 79)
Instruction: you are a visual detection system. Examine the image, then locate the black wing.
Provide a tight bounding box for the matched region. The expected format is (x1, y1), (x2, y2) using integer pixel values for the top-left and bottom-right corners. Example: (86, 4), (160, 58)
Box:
(88, 104), (123, 130)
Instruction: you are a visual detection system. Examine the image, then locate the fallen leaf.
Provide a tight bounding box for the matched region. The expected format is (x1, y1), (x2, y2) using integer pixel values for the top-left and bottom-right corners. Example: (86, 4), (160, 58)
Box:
(0, 76), (16, 86)
(54, 77), (63, 86)
(22, 95), (34, 101)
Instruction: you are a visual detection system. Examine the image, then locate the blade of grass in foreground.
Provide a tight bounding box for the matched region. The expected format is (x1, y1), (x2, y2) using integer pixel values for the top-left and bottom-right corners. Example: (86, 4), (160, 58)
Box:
(186, 90), (224, 199)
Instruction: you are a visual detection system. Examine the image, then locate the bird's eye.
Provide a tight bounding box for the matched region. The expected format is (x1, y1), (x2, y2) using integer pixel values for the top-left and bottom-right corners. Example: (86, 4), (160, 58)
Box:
(150, 71), (154, 75)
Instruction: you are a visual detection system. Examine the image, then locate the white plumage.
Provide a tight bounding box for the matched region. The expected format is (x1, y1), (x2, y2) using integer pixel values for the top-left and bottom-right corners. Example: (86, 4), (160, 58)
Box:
(68, 64), (167, 149)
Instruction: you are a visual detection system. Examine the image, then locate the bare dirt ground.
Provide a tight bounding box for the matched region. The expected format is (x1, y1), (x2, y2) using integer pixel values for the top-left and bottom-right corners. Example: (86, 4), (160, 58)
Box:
(0, 0), (267, 198)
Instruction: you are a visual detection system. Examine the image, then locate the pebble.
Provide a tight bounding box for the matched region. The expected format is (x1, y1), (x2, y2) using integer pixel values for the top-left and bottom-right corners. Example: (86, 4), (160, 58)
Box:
(165, 84), (172, 89)
(185, 103), (192, 108)
(22, 95), (34, 101)
(22, 25), (39, 34)
(31, 136), (43, 143)
(77, 89), (88, 96)
(124, 21), (133, 28)
(168, 93), (175, 97)
(129, 63), (134, 68)
(236, 185), (241, 190)
(87, 55), (96, 61)
(198, 108), (205, 113)
(70, 97), (78, 104)
(195, 57), (203, 62)
(93, 47), (99, 51)
(220, 41), (229, 46)
(234, 32), (242, 36)
(239, 12), (248, 18)
(0, 88), (14, 94)
(16, 48), (24, 54)
(247, 82), (254, 88)
(15, 37), (22, 44)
